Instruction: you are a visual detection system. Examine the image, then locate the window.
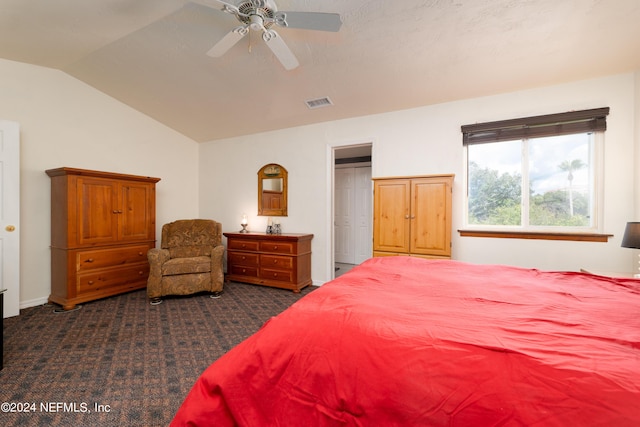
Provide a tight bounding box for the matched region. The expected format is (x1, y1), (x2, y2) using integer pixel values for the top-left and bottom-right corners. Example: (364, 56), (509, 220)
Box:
(461, 108), (609, 238)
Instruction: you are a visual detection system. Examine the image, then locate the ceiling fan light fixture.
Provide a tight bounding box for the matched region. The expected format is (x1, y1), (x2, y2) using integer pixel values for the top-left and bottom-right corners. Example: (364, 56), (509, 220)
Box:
(305, 97), (334, 109)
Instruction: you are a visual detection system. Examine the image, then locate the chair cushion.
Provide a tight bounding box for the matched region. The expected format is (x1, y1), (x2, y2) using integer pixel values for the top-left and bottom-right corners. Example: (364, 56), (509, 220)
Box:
(162, 256), (211, 276)
(169, 245), (212, 259)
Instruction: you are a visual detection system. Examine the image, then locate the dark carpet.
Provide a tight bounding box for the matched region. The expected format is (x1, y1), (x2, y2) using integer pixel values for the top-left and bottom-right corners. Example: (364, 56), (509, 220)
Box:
(1, 282), (314, 426)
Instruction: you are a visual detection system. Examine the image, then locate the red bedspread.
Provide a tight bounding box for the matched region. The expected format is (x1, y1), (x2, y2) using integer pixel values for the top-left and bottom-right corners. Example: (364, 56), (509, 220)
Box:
(171, 257), (640, 426)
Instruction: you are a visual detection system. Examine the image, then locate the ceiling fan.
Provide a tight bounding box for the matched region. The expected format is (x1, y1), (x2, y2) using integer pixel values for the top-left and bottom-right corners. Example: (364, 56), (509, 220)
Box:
(203, 0), (342, 70)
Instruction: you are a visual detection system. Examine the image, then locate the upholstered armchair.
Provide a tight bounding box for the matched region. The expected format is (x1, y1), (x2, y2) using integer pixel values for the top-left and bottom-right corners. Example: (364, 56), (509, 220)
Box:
(147, 219), (224, 304)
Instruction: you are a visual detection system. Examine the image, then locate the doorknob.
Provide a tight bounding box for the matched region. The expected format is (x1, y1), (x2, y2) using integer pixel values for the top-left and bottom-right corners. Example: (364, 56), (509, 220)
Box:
(5, 225), (15, 232)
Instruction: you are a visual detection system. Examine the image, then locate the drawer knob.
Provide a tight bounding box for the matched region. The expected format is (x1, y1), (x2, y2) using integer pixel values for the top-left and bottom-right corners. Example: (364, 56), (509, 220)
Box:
(273, 273), (278, 277)
(88, 280), (94, 285)
(273, 260), (278, 264)
(242, 256), (246, 260)
(274, 245), (278, 250)
(86, 258), (95, 263)
(138, 252), (143, 256)
(242, 268), (246, 273)
(138, 271), (144, 275)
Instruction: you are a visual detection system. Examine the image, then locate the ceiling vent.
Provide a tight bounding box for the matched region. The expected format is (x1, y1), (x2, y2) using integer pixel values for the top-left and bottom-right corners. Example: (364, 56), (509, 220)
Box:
(305, 97), (334, 109)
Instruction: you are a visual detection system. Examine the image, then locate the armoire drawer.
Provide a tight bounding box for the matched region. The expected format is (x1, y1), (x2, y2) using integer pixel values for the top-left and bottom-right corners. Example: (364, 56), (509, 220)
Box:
(77, 263), (149, 294)
(77, 245), (151, 272)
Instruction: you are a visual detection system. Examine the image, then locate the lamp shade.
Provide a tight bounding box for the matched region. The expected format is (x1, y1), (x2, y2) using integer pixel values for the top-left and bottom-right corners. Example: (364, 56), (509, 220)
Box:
(621, 222), (640, 249)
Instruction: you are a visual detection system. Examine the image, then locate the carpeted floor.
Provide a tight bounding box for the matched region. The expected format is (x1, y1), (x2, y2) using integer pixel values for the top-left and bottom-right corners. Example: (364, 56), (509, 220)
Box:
(0, 282), (314, 427)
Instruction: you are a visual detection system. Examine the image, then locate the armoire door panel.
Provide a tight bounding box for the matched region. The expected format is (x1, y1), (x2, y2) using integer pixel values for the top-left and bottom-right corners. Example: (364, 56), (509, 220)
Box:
(411, 179), (450, 255)
(373, 179), (411, 253)
(120, 183), (154, 241)
(77, 178), (119, 246)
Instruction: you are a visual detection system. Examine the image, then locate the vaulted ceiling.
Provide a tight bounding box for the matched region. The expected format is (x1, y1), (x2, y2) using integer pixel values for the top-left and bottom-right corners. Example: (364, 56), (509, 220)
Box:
(1, 0), (639, 142)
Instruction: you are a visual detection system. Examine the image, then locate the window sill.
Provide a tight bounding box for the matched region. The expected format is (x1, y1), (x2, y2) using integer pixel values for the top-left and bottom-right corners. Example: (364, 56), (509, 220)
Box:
(458, 230), (612, 242)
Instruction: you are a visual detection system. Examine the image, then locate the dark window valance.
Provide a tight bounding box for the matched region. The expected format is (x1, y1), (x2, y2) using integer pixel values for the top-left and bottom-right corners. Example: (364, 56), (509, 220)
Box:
(461, 107), (609, 145)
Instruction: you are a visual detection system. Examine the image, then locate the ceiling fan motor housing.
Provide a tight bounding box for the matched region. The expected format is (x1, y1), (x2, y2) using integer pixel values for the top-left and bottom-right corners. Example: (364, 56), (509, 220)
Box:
(238, 1), (276, 28)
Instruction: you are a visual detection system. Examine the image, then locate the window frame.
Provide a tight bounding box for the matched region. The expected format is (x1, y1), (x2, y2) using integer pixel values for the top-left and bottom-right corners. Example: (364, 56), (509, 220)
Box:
(459, 108), (611, 242)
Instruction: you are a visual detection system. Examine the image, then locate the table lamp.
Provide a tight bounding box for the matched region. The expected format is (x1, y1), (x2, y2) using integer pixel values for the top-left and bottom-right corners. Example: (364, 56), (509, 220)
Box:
(621, 222), (640, 278)
(240, 213), (249, 233)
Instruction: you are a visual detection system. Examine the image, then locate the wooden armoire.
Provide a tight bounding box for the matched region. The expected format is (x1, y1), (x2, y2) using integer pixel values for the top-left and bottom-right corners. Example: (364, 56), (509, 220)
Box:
(373, 175), (453, 259)
(46, 167), (160, 310)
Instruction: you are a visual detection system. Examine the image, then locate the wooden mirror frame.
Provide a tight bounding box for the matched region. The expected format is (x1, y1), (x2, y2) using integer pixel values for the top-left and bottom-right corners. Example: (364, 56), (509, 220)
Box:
(258, 163), (288, 216)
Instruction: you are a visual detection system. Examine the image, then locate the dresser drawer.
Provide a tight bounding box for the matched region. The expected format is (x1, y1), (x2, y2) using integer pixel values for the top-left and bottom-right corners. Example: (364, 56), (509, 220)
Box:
(228, 239), (260, 252)
(78, 264), (149, 294)
(259, 241), (295, 255)
(230, 265), (259, 278)
(260, 267), (294, 283)
(260, 254), (293, 269)
(228, 251), (259, 267)
(77, 245), (151, 272)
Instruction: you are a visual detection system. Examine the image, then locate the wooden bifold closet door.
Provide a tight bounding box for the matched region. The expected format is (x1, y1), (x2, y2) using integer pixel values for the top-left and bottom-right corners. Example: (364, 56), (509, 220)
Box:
(373, 175), (453, 259)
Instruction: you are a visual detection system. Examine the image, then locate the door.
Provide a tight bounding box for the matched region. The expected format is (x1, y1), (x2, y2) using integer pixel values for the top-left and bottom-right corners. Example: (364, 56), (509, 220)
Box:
(335, 167), (372, 264)
(119, 182), (156, 241)
(354, 167), (372, 264)
(334, 168), (355, 263)
(410, 177), (452, 257)
(0, 120), (20, 318)
(76, 177), (119, 246)
(373, 179), (411, 254)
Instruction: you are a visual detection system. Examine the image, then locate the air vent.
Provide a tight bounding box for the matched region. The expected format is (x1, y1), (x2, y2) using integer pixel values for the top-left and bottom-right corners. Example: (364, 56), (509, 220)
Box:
(305, 97), (334, 109)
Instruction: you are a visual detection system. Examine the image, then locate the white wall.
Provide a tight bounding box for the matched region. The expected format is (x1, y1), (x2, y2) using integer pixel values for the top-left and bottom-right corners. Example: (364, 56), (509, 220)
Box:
(4, 56), (637, 306)
(200, 72), (639, 284)
(0, 58), (200, 308)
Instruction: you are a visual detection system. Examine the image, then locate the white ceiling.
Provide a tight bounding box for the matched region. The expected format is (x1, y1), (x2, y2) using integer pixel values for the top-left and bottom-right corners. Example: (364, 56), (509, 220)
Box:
(1, 0), (639, 142)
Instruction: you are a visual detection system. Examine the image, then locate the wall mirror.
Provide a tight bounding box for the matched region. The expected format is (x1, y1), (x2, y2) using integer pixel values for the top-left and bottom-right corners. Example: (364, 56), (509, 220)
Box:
(258, 163), (288, 216)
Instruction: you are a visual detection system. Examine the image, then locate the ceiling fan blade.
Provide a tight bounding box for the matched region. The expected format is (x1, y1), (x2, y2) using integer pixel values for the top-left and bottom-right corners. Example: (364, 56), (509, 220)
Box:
(201, 0), (241, 15)
(274, 11), (342, 32)
(262, 30), (299, 70)
(206, 26), (248, 57)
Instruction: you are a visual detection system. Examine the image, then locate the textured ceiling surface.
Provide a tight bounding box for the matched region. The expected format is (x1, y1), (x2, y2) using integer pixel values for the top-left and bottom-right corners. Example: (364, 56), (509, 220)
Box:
(1, 0), (639, 142)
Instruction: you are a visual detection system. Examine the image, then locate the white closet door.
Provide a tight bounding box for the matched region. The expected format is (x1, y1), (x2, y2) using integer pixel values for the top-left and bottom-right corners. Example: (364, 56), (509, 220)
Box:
(0, 120), (20, 318)
(334, 168), (355, 264)
(354, 166), (372, 264)
(335, 166), (372, 265)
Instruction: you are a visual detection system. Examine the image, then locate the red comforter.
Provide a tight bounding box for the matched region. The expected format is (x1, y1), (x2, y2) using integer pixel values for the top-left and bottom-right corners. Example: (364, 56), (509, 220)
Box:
(171, 257), (640, 426)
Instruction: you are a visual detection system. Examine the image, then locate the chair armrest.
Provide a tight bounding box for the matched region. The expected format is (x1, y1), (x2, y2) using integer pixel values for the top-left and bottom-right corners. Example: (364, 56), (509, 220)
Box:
(147, 248), (170, 298)
(209, 245), (225, 292)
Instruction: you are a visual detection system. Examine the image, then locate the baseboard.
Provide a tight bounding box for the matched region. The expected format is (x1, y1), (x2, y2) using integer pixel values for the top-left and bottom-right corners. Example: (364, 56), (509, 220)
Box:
(20, 296), (49, 310)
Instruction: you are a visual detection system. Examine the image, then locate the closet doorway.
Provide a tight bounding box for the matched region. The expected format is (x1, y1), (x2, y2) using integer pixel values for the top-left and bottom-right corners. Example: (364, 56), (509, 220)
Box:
(334, 144), (372, 278)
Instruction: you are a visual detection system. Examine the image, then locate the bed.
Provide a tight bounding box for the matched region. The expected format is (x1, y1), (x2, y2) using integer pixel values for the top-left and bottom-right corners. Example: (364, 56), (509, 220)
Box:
(171, 257), (640, 426)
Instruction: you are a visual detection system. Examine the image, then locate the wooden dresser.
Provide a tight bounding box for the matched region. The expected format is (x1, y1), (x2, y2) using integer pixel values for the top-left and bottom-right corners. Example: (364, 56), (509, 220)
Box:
(223, 232), (313, 292)
(46, 167), (160, 310)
